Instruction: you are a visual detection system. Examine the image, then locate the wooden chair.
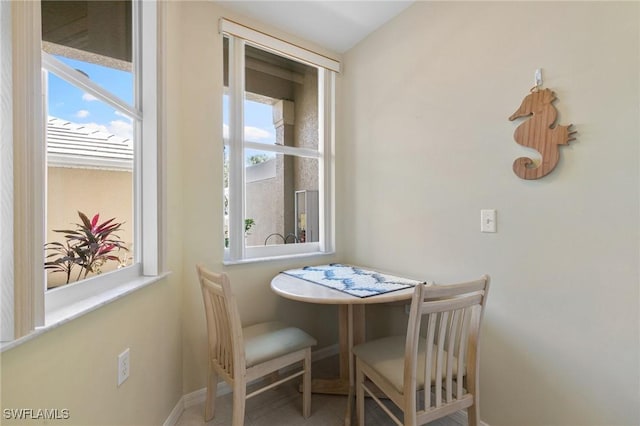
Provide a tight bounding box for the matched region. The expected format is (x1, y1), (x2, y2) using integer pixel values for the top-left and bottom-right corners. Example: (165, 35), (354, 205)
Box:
(353, 275), (490, 426)
(196, 264), (317, 425)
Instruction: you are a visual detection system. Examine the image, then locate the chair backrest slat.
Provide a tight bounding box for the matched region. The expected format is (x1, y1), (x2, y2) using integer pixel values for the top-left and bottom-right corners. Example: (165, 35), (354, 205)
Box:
(213, 292), (231, 373)
(404, 275), (490, 416)
(197, 264), (246, 379)
(422, 280), (487, 299)
(423, 312), (436, 410)
(457, 305), (471, 398)
(445, 308), (462, 403)
(420, 293), (483, 314)
(434, 310), (448, 407)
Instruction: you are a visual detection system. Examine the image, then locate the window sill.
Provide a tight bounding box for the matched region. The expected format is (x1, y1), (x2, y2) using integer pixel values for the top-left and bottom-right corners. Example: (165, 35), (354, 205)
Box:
(0, 271), (171, 353)
(223, 250), (335, 266)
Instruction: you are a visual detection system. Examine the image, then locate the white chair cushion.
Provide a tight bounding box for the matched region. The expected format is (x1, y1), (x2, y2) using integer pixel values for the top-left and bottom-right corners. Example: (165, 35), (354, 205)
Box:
(243, 321), (317, 367)
(353, 335), (464, 394)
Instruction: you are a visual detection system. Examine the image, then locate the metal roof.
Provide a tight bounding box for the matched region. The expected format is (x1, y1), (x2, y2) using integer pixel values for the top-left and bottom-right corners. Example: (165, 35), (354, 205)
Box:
(47, 117), (133, 171)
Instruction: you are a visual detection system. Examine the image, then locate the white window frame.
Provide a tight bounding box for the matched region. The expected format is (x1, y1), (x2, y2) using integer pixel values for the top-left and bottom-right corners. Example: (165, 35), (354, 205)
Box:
(221, 19), (338, 264)
(0, 0), (15, 342)
(1, 0), (165, 347)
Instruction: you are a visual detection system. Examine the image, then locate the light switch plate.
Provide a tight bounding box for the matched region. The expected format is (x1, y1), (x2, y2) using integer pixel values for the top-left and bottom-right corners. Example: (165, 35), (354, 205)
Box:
(481, 209), (497, 233)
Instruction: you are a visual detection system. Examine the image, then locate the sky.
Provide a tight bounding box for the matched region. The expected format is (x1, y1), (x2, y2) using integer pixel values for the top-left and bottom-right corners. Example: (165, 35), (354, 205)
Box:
(48, 54), (277, 163)
(223, 94), (276, 163)
(47, 55), (135, 140)
(223, 95), (276, 143)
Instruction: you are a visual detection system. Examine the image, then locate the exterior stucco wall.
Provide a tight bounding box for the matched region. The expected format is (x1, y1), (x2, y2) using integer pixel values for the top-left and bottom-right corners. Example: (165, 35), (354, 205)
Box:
(46, 166), (133, 288)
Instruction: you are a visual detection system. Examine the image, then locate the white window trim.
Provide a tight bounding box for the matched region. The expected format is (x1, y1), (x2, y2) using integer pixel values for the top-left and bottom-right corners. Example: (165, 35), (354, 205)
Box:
(140, 0), (160, 277)
(47, 155), (133, 172)
(1, 0), (165, 348)
(221, 19), (337, 265)
(227, 36), (245, 261)
(219, 18), (340, 73)
(12, 0), (46, 338)
(0, 0), (15, 342)
(2, 270), (170, 352)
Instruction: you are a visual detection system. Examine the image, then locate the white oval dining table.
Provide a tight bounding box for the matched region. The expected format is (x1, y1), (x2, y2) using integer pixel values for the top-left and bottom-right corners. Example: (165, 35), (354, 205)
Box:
(271, 271), (418, 425)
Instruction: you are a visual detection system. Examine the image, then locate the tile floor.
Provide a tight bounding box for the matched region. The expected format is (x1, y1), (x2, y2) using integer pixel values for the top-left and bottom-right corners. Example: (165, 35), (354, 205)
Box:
(175, 356), (461, 426)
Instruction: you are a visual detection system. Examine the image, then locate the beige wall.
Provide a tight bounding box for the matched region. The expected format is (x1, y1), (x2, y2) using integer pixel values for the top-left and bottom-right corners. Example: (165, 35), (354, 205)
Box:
(176, 1), (342, 396)
(3, 4), (341, 424)
(0, 2), (185, 424)
(339, 2), (639, 425)
(4, 2), (638, 425)
(0, 281), (181, 425)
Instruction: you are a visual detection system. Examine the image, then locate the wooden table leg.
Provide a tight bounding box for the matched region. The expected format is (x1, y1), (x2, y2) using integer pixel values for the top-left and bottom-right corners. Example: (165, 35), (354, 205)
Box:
(305, 305), (350, 396)
(344, 304), (365, 426)
(307, 305), (365, 397)
(302, 304), (380, 425)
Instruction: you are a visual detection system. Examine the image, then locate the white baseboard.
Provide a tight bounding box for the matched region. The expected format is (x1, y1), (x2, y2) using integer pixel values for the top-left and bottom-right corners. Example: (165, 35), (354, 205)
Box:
(162, 395), (186, 426)
(183, 387), (209, 408)
(450, 409), (490, 426)
(164, 344), (340, 425)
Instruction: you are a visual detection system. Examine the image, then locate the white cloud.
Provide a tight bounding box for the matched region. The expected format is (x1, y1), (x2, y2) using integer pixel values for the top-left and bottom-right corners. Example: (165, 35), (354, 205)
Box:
(222, 124), (274, 142)
(75, 109), (90, 118)
(82, 93), (98, 102)
(114, 110), (133, 121)
(108, 120), (134, 140)
(83, 122), (109, 134)
(83, 119), (133, 140)
(245, 126), (272, 142)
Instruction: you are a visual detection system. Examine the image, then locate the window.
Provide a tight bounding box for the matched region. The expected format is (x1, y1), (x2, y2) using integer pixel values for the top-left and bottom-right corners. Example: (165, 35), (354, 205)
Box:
(42, 0), (137, 290)
(2, 0), (161, 343)
(221, 19), (339, 263)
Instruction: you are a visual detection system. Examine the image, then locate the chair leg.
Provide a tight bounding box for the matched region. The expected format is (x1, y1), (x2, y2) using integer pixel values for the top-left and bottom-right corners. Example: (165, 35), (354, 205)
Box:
(356, 360), (365, 426)
(467, 402), (480, 426)
(466, 372), (480, 426)
(405, 409), (417, 426)
(204, 364), (218, 421)
(231, 381), (246, 426)
(303, 349), (312, 418)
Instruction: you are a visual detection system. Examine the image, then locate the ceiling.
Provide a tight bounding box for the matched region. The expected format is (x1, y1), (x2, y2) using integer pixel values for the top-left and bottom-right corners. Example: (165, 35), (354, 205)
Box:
(215, 1), (414, 54)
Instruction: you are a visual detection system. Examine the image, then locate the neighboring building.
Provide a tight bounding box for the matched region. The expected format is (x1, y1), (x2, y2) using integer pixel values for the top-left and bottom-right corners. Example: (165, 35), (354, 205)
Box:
(46, 117), (133, 288)
(47, 116), (133, 171)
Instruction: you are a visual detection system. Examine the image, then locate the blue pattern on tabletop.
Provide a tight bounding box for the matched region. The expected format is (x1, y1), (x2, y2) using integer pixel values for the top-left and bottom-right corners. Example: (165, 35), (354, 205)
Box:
(281, 263), (424, 298)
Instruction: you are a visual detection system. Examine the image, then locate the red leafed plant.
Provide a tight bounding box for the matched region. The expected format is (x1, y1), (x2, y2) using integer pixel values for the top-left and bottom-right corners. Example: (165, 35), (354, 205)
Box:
(45, 211), (129, 285)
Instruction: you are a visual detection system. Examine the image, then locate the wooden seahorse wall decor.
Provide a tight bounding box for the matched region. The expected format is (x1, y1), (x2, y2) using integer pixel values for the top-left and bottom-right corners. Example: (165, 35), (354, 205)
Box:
(509, 88), (576, 180)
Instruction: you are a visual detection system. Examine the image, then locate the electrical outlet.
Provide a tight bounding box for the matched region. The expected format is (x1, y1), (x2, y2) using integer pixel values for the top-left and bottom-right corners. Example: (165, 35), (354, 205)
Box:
(117, 348), (130, 386)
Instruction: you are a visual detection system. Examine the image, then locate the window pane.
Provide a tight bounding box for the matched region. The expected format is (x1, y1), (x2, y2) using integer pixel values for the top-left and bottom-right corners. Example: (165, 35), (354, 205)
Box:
(223, 94), (229, 141)
(56, 55), (134, 105)
(223, 37), (229, 141)
(223, 145), (229, 248)
(45, 73), (134, 289)
(223, 31), (333, 261)
(41, 0), (132, 64)
(244, 98), (275, 144)
(245, 151), (319, 247)
(41, 0), (134, 104)
(244, 44), (318, 149)
(223, 37), (230, 249)
(46, 71), (134, 131)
